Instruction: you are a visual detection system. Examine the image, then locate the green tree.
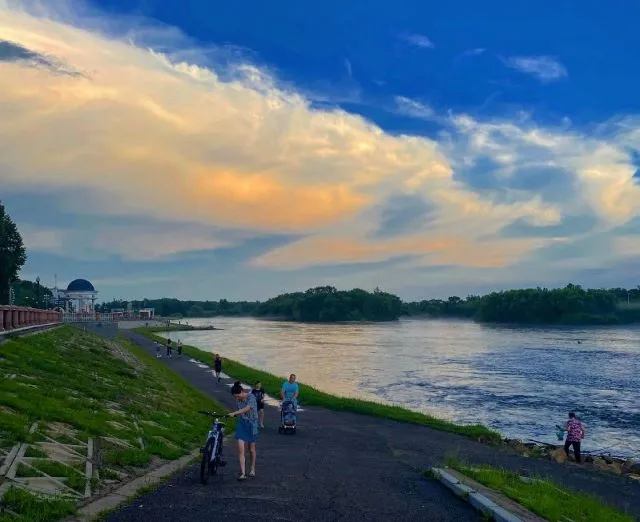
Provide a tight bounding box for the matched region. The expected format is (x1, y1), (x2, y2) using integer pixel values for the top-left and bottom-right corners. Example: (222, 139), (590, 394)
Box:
(12, 279), (53, 308)
(0, 202), (27, 305)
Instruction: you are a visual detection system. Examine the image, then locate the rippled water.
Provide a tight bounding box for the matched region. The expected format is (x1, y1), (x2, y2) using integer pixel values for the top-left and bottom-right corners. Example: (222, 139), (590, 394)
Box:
(159, 317), (640, 457)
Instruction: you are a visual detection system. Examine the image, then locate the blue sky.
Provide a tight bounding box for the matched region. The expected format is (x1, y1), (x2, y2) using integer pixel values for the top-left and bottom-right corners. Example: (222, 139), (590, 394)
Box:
(1, 0), (640, 301)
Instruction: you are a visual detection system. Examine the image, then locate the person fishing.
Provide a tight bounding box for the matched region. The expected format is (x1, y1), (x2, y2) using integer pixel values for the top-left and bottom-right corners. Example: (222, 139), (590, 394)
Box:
(563, 412), (585, 463)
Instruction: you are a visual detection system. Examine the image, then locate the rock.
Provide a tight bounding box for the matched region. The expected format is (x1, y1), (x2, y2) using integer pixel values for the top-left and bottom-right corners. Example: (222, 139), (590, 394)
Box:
(627, 474), (640, 481)
(549, 448), (567, 464)
(622, 461), (640, 475)
(593, 458), (623, 474)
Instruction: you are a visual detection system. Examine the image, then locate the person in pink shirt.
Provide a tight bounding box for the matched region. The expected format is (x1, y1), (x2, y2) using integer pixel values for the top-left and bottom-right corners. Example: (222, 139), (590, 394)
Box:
(564, 412), (585, 463)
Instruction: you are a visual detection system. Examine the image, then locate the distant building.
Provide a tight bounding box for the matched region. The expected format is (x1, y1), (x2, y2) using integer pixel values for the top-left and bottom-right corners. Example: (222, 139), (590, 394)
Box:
(52, 279), (98, 313)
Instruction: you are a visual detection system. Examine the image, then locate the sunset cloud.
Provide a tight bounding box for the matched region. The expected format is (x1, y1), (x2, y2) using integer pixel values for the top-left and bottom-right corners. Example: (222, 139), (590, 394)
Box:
(1, 0), (640, 296)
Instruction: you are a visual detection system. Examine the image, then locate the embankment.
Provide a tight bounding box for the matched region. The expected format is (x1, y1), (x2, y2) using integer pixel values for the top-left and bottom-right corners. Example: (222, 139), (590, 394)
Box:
(0, 326), (227, 521)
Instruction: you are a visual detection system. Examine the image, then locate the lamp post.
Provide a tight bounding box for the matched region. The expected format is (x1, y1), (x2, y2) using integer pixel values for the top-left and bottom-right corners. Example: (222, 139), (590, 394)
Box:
(36, 276), (41, 309)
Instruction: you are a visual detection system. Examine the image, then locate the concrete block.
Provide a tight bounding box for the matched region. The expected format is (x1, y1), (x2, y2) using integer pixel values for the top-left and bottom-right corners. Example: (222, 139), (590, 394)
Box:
(469, 492), (523, 522)
(432, 468), (525, 522)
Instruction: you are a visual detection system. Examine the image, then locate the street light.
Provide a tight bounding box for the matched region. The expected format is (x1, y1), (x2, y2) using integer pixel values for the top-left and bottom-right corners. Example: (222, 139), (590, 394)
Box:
(36, 276), (41, 309)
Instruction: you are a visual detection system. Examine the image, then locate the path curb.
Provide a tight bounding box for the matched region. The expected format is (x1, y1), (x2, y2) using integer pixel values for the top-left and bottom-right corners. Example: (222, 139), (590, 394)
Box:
(75, 429), (236, 522)
(74, 449), (200, 521)
(431, 468), (524, 522)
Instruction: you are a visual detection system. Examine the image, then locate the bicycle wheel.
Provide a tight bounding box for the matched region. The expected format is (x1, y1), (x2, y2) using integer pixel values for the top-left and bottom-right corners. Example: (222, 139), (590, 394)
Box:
(209, 437), (220, 475)
(200, 440), (213, 484)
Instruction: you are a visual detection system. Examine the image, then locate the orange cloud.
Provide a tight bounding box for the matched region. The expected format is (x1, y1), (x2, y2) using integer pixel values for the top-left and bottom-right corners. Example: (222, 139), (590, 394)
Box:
(251, 234), (545, 270)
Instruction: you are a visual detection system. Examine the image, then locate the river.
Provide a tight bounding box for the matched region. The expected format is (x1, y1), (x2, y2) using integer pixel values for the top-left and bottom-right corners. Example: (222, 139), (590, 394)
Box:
(158, 317), (640, 457)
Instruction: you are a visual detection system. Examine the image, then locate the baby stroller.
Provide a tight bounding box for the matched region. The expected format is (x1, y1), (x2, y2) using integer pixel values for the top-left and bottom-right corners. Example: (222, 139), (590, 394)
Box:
(278, 399), (297, 434)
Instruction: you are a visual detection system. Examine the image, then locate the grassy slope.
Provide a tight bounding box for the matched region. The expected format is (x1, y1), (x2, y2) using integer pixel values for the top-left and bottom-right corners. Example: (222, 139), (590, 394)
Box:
(0, 326), (229, 522)
(139, 328), (501, 444)
(448, 462), (634, 522)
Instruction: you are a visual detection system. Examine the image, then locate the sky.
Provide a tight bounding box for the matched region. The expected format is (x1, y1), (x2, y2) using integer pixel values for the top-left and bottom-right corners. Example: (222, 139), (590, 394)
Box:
(1, 0), (640, 302)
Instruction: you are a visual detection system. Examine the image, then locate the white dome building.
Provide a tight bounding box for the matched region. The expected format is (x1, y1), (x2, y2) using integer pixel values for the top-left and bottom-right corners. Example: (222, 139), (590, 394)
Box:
(64, 279), (98, 313)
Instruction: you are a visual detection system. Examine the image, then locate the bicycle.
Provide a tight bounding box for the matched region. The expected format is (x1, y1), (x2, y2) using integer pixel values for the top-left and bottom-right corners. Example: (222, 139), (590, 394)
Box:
(198, 411), (227, 484)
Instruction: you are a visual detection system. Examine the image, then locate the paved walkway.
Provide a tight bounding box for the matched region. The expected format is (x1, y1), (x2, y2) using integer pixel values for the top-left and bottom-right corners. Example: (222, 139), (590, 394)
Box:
(98, 328), (640, 522)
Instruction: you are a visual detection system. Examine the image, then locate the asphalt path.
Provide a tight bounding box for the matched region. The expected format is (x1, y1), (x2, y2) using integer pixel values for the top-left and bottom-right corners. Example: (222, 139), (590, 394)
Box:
(90, 325), (640, 521)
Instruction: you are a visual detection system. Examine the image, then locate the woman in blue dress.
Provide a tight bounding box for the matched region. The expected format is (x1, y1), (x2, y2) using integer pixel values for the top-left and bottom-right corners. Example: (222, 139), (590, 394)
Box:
(228, 381), (259, 480)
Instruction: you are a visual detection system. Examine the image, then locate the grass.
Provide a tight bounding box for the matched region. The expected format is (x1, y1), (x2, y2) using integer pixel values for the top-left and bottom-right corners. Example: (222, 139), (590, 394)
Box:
(24, 446), (48, 458)
(138, 328), (501, 444)
(0, 326), (230, 519)
(447, 461), (634, 522)
(0, 487), (76, 522)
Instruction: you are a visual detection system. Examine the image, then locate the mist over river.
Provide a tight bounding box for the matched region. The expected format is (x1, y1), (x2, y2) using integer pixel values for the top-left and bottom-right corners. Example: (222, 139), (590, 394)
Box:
(159, 317), (640, 457)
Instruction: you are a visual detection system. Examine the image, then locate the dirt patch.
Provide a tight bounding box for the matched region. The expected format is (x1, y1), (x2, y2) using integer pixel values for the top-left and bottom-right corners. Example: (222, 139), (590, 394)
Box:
(140, 420), (164, 429)
(105, 340), (145, 374)
(48, 422), (80, 439)
(38, 443), (86, 464)
(107, 421), (134, 432)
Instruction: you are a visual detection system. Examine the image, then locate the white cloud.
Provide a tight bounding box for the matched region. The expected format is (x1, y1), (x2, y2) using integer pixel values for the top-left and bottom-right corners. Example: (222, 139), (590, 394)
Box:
(394, 96), (435, 120)
(344, 58), (352, 78)
(503, 55), (567, 82)
(446, 113), (640, 227)
(459, 48), (485, 58)
(398, 32), (434, 49)
(20, 223), (235, 261)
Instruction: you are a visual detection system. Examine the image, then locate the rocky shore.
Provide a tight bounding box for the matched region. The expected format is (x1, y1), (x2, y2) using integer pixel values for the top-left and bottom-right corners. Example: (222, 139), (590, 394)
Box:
(504, 439), (640, 480)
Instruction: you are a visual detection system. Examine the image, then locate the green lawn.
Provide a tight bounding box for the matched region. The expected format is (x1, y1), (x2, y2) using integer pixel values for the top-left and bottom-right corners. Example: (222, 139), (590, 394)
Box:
(0, 326), (229, 521)
(447, 462), (634, 522)
(138, 328), (501, 444)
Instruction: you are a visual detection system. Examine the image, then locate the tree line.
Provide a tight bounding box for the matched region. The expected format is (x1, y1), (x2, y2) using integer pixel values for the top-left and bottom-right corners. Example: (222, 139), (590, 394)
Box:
(95, 298), (260, 318)
(403, 284), (640, 325)
(253, 286), (403, 322)
(99, 284), (640, 325)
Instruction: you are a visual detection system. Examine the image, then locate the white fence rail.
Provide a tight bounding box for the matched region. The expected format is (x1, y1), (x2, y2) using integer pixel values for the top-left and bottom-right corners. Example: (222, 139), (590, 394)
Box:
(62, 313), (154, 323)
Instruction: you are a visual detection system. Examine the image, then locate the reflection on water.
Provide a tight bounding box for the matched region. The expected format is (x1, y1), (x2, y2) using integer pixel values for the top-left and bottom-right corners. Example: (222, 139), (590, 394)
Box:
(160, 317), (640, 457)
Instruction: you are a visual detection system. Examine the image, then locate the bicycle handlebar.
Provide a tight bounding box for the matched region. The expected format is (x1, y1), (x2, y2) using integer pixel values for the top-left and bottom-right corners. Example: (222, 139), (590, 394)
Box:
(197, 410), (229, 418)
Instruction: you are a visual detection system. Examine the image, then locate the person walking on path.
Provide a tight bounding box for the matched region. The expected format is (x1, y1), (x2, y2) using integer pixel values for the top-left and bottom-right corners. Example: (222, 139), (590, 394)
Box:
(213, 354), (222, 382)
(227, 381), (259, 481)
(166, 338), (173, 358)
(564, 412), (585, 463)
(177, 339), (183, 357)
(251, 381), (266, 428)
(280, 373), (299, 408)
(154, 340), (162, 358)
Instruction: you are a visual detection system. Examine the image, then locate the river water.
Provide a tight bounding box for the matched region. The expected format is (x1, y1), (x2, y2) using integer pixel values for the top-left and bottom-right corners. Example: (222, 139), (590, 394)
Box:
(159, 317), (640, 457)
